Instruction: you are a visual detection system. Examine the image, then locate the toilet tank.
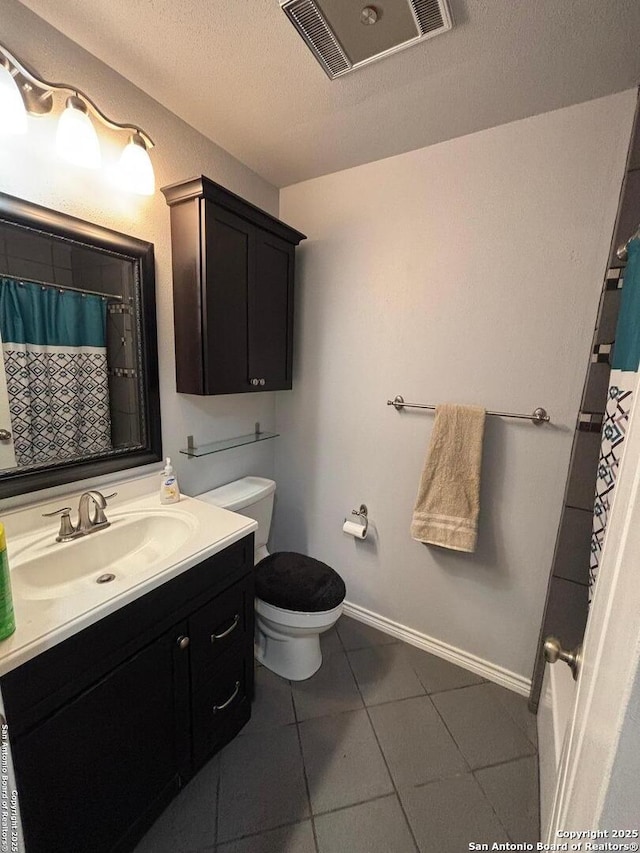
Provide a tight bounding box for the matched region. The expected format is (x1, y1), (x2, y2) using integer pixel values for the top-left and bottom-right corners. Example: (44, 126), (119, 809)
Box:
(197, 477), (276, 555)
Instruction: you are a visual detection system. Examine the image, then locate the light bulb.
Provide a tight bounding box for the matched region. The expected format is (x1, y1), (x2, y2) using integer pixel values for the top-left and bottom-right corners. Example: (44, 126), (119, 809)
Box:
(0, 63), (27, 136)
(116, 132), (155, 196)
(56, 95), (101, 168)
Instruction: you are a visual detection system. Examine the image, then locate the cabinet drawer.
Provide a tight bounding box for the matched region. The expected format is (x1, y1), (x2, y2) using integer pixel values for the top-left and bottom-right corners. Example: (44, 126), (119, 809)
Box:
(189, 576), (253, 682)
(192, 647), (252, 768)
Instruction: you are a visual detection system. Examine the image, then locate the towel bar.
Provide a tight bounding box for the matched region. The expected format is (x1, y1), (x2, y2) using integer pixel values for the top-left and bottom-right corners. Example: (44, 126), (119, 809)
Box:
(387, 396), (550, 425)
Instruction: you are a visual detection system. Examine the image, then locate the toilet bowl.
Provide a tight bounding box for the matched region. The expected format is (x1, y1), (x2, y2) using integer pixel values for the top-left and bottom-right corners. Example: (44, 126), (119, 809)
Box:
(197, 477), (345, 680)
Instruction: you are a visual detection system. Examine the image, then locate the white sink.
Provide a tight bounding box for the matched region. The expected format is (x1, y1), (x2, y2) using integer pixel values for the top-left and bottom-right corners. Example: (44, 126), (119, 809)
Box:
(0, 482), (257, 677)
(10, 509), (198, 601)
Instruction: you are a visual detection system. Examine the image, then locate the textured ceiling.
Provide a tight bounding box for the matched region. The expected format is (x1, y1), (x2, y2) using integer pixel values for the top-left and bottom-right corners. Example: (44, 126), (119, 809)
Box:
(16, 0), (640, 187)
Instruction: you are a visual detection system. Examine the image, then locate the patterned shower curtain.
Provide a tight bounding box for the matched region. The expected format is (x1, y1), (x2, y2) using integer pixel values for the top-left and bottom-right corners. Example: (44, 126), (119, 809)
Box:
(590, 238), (640, 601)
(0, 277), (112, 467)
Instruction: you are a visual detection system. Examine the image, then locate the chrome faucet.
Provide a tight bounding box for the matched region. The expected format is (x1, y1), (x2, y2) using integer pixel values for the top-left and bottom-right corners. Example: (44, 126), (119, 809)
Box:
(43, 491), (117, 542)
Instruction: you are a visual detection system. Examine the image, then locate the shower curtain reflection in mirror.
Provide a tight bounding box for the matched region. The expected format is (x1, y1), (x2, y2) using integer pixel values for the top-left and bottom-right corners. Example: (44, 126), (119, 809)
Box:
(0, 277), (112, 469)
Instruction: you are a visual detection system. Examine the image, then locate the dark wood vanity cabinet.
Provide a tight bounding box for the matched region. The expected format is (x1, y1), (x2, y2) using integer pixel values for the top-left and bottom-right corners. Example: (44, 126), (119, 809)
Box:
(0, 535), (255, 853)
(162, 176), (306, 395)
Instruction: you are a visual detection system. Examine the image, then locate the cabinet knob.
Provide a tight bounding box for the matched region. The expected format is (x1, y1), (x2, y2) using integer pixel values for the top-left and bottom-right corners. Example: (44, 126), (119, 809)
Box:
(259, 378), (266, 386)
(250, 378), (259, 386)
(176, 635), (190, 650)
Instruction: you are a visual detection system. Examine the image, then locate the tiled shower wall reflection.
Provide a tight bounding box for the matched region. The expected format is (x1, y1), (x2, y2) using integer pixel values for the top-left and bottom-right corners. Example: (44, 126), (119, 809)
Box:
(529, 105), (640, 710)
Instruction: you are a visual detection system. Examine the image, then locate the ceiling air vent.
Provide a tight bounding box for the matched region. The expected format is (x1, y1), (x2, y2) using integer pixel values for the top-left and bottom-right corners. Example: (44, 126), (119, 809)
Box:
(281, 0), (452, 79)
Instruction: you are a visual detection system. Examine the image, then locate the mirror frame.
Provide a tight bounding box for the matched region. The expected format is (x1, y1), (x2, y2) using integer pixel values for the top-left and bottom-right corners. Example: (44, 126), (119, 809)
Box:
(0, 192), (162, 498)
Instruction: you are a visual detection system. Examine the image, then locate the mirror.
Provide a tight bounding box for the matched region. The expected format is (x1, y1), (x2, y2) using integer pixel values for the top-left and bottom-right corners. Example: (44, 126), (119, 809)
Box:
(0, 192), (161, 498)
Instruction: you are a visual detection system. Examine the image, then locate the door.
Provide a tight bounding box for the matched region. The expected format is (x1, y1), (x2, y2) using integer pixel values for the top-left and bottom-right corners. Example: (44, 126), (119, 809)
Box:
(12, 628), (189, 853)
(203, 201), (252, 394)
(541, 386), (640, 835)
(248, 230), (294, 391)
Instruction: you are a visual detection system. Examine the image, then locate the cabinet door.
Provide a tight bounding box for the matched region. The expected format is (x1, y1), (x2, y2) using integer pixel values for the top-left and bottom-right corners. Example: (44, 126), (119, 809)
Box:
(12, 628), (189, 853)
(202, 201), (253, 394)
(191, 645), (253, 770)
(248, 230), (295, 391)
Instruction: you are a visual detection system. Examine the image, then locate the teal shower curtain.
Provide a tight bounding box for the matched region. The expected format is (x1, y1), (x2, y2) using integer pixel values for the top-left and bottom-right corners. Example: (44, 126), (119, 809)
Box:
(0, 277), (112, 466)
(590, 238), (640, 601)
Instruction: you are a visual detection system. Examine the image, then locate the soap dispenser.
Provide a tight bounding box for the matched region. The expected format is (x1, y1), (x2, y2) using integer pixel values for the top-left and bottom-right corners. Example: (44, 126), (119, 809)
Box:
(160, 457), (181, 504)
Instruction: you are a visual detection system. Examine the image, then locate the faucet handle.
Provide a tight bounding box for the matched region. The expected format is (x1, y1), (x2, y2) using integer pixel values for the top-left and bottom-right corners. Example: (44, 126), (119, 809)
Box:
(42, 506), (72, 517)
(102, 492), (117, 502)
(42, 507), (76, 541)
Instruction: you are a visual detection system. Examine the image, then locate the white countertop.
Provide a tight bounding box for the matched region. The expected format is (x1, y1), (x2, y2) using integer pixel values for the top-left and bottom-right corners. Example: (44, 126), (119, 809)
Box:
(0, 479), (257, 676)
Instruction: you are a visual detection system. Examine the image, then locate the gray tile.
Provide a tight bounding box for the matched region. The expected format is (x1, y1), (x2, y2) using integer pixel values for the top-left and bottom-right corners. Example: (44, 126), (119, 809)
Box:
(320, 626), (343, 657)
(315, 795), (416, 853)
(369, 696), (468, 787)
(553, 507), (592, 586)
(133, 755), (219, 853)
(292, 650), (363, 721)
(348, 645), (425, 706)
(404, 645), (485, 694)
(476, 756), (540, 843)
(595, 288), (621, 344)
(629, 121), (640, 171)
(336, 616), (398, 651)
(612, 170), (640, 265)
(240, 665), (296, 736)
(400, 774), (508, 852)
(582, 361), (611, 414)
(217, 725), (309, 842)
(432, 684), (536, 770)
(566, 431), (600, 512)
(542, 577), (589, 651)
(218, 821), (316, 853)
(485, 684), (538, 747)
(299, 708), (393, 814)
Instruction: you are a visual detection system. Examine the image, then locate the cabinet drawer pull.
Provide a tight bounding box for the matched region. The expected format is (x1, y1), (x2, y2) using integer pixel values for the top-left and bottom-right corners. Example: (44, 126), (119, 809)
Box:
(211, 614), (240, 643)
(213, 680), (240, 713)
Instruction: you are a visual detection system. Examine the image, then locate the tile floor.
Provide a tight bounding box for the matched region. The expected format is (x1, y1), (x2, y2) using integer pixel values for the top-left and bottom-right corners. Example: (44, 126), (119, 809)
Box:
(134, 616), (539, 853)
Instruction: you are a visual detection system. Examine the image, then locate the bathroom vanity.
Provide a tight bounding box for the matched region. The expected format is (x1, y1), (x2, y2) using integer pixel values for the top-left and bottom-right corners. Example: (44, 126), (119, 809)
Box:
(0, 483), (257, 853)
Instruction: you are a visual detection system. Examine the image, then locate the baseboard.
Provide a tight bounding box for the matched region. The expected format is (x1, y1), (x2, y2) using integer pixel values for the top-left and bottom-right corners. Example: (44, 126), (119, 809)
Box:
(342, 600), (532, 697)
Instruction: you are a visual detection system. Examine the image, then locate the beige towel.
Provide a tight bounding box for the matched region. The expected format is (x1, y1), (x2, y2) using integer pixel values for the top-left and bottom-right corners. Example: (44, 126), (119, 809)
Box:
(410, 403), (486, 552)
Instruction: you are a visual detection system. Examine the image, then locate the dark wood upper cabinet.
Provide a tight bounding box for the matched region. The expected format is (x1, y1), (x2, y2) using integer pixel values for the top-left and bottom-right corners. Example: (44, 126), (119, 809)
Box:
(162, 176), (306, 395)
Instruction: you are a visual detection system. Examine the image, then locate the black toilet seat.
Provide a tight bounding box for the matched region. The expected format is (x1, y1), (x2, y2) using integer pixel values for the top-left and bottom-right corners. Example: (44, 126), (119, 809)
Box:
(254, 552), (346, 613)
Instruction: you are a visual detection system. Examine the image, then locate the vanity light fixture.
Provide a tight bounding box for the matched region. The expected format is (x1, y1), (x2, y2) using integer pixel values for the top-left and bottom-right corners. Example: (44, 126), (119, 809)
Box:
(0, 58), (27, 135)
(56, 95), (101, 168)
(117, 132), (155, 196)
(0, 41), (156, 194)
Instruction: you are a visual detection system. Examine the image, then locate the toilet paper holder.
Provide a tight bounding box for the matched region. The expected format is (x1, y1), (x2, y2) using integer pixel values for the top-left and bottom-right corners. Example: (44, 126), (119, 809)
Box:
(348, 504), (369, 537)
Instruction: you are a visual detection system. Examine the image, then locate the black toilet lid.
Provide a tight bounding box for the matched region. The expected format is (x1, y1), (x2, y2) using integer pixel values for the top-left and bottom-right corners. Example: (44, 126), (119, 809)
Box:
(255, 552), (346, 613)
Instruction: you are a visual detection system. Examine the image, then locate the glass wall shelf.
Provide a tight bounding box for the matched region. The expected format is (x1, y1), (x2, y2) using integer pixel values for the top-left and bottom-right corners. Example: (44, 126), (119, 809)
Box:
(180, 430), (279, 458)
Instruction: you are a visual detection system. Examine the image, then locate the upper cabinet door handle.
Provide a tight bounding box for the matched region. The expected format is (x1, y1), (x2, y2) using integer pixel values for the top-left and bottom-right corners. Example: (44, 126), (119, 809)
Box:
(210, 613), (240, 643)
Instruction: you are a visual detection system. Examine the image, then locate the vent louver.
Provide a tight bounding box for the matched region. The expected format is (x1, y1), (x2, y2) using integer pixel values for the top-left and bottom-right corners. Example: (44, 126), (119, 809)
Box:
(283, 0), (351, 78)
(409, 0), (445, 34)
(281, 0), (452, 79)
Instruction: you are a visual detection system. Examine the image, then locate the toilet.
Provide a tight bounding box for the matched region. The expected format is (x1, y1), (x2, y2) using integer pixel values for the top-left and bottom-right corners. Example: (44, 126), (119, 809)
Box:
(198, 477), (345, 680)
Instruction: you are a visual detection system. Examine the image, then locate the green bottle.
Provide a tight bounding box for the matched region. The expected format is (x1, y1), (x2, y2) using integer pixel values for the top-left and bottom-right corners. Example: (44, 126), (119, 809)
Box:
(0, 523), (16, 640)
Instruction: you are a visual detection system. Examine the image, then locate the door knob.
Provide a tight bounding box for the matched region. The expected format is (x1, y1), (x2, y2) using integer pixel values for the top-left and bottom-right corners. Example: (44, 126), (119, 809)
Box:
(543, 636), (582, 681)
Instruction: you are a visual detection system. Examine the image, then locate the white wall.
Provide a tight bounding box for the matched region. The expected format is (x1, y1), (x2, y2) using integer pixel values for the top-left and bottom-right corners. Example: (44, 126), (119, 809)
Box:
(275, 91), (636, 682)
(0, 0), (280, 505)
